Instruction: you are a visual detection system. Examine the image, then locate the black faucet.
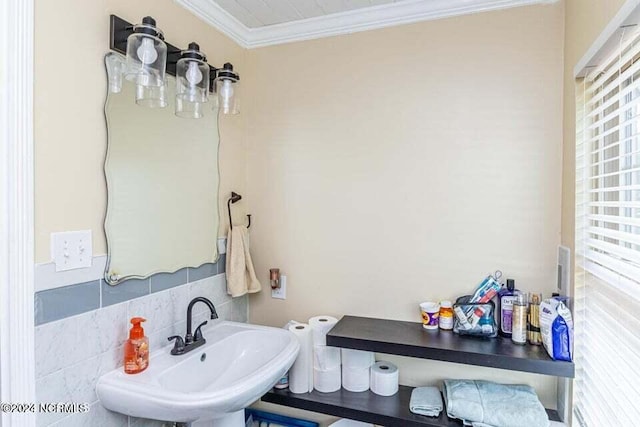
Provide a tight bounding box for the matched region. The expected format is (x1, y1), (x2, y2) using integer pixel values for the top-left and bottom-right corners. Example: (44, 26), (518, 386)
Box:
(168, 297), (218, 356)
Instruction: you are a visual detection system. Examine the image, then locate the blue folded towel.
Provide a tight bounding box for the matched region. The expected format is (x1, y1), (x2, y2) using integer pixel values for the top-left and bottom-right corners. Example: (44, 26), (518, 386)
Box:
(410, 387), (443, 417)
(443, 380), (549, 427)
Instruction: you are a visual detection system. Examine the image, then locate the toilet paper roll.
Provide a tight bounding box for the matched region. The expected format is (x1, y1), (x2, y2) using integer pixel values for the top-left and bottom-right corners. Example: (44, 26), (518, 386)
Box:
(341, 348), (374, 369)
(309, 316), (339, 346)
(314, 345), (341, 370)
(370, 361), (399, 396)
(288, 324), (314, 394)
(313, 366), (341, 393)
(341, 365), (370, 392)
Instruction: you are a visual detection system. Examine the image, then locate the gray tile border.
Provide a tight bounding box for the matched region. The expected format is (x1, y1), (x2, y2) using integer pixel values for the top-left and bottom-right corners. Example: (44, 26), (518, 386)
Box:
(150, 268), (188, 293)
(35, 281), (100, 325)
(217, 254), (226, 275)
(36, 259), (234, 324)
(188, 262), (218, 282)
(101, 278), (150, 307)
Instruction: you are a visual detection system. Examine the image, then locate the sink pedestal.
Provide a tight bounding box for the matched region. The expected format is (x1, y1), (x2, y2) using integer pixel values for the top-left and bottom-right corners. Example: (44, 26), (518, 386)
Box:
(190, 410), (244, 427)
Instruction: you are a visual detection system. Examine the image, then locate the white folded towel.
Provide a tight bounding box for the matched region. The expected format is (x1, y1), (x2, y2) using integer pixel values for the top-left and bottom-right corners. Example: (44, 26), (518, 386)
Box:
(225, 225), (261, 297)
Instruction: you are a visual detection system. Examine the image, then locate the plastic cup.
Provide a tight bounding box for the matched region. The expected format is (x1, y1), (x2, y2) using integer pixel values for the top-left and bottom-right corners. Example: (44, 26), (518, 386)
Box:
(420, 302), (440, 330)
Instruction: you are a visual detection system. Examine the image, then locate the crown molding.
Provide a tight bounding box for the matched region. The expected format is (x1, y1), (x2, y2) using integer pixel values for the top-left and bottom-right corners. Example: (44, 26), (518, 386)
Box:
(574, 0), (640, 78)
(176, 0), (558, 49)
(176, 0), (251, 48)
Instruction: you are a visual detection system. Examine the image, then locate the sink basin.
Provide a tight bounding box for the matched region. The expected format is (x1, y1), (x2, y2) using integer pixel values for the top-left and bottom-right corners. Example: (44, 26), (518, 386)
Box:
(97, 321), (299, 426)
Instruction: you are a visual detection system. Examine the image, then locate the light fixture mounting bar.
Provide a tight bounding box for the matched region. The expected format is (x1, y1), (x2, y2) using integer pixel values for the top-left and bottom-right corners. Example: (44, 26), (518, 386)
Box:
(109, 14), (218, 92)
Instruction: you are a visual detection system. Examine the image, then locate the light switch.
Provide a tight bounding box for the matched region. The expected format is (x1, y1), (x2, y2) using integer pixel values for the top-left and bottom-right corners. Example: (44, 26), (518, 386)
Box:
(51, 230), (93, 272)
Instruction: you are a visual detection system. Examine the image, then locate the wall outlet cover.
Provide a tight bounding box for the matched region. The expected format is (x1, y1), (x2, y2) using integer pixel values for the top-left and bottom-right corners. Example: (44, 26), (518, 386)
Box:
(272, 275), (287, 300)
(51, 230), (93, 272)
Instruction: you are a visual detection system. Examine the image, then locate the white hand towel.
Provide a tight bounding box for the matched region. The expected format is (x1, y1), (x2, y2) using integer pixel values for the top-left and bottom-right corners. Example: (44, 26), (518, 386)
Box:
(226, 225), (261, 297)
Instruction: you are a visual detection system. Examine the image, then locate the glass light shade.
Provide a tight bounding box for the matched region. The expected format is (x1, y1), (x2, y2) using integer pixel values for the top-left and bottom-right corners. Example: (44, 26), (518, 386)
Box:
(215, 78), (240, 115)
(175, 97), (203, 119)
(176, 57), (209, 103)
(124, 19), (167, 88)
(105, 53), (125, 93)
(135, 82), (167, 108)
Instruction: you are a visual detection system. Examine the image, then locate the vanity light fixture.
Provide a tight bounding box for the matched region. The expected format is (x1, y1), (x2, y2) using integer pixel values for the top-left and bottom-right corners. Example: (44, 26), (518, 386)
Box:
(135, 81), (168, 108)
(123, 17), (167, 89)
(215, 63), (240, 115)
(109, 15), (240, 117)
(175, 42), (209, 119)
(105, 53), (125, 93)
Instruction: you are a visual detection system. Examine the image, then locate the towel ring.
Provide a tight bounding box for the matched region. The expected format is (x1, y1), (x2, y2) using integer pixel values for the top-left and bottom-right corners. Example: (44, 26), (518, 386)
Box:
(227, 191), (251, 230)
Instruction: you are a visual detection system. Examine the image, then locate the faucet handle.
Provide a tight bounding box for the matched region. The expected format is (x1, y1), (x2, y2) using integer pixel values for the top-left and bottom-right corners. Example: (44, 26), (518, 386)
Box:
(194, 320), (208, 342)
(168, 335), (185, 355)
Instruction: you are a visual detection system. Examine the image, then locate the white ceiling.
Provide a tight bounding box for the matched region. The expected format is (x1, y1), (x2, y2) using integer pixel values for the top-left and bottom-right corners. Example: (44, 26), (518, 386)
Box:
(176, 0), (558, 48)
(213, 0), (401, 29)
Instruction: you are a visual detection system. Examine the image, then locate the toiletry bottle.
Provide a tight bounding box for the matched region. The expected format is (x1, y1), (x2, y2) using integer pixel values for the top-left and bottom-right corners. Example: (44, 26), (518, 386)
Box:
(511, 293), (528, 345)
(527, 293), (542, 345)
(124, 317), (149, 374)
(439, 301), (454, 331)
(498, 279), (517, 338)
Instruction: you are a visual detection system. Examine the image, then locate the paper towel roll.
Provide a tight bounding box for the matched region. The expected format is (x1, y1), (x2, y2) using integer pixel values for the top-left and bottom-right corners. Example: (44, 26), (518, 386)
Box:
(289, 324), (314, 394)
(370, 361), (399, 396)
(341, 348), (374, 369)
(313, 366), (341, 393)
(341, 365), (370, 392)
(309, 316), (339, 346)
(314, 345), (341, 370)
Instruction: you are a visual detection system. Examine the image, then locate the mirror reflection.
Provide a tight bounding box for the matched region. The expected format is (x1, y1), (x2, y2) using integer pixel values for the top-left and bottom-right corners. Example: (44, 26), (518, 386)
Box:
(103, 52), (220, 285)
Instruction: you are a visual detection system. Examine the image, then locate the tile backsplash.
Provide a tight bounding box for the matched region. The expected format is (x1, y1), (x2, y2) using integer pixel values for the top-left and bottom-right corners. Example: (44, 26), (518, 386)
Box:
(35, 255), (226, 325)
(34, 249), (248, 427)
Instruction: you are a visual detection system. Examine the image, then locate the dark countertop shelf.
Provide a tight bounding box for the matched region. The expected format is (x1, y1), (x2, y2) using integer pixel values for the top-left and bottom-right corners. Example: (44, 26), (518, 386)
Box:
(262, 386), (561, 427)
(326, 315), (574, 378)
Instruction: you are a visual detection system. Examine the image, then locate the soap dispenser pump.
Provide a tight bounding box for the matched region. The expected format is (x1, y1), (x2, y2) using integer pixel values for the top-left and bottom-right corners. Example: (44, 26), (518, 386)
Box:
(124, 317), (149, 374)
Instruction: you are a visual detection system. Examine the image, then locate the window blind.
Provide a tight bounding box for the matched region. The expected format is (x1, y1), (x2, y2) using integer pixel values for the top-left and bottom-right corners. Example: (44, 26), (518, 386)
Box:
(575, 29), (640, 426)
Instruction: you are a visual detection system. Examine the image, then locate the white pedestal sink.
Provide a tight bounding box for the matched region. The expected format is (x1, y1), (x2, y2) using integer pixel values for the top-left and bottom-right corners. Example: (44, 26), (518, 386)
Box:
(97, 321), (300, 426)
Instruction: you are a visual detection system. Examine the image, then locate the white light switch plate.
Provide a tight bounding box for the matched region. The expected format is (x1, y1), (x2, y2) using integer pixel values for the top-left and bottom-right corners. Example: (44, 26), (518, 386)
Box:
(51, 230), (93, 272)
(272, 275), (287, 300)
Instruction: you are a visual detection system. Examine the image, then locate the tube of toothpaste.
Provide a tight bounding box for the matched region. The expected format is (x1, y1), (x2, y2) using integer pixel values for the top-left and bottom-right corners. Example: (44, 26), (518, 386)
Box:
(469, 274), (501, 304)
(463, 272), (502, 319)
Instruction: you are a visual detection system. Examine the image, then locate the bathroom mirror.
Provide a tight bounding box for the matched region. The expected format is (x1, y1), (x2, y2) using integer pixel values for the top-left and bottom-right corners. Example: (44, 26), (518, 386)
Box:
(103, 53), (220, 285)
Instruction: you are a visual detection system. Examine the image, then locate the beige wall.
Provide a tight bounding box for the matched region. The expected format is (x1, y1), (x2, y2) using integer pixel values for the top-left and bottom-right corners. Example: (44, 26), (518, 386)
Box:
(35, 0), (617, 413)
(245, 3), (564, 406)
(34, 0), (247, 263)
(561, 0), (626, 258)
